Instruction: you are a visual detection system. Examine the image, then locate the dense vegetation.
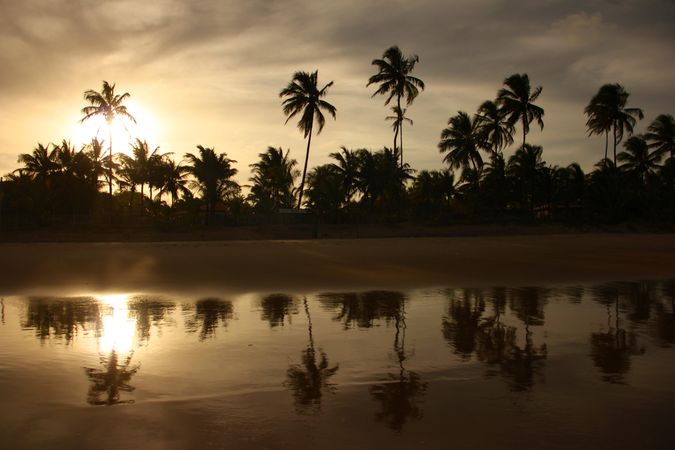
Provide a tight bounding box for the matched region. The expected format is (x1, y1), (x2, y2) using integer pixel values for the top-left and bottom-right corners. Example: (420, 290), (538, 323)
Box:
(1, 46), (673, 230)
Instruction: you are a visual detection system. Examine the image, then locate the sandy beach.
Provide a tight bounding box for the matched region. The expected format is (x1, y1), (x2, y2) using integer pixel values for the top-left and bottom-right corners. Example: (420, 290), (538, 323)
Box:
(1, 233), (674, 296)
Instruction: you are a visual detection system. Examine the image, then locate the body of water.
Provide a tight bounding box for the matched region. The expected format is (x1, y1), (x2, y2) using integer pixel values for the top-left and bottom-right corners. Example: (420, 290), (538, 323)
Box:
(1, 281), (674, 449)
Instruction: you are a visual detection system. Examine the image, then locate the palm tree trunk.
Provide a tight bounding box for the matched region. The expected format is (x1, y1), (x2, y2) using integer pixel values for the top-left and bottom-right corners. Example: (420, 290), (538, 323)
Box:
(522, 119), (527, 149)
(140, 183), (144, 215)
(297, 124), (313, 209)
(397, 95), (403, 167)
(400, 116), (404, 168)
(613, 125), (617, 166)
(108, 128), (113, 220)
(604, 131), (608, 161)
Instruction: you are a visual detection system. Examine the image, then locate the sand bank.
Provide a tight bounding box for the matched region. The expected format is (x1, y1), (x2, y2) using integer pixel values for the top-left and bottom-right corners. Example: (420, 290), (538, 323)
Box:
(1, 233), (674, 296)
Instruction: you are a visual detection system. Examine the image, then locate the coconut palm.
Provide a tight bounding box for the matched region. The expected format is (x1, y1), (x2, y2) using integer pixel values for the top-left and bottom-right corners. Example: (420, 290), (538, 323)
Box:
(368, 46), (425, 165)
(438, 111), (487, 172)
(507, 143), (546, 211)
(645, 114), (675, 161)
(17, 143), (58, 185)
(497, 73), (544, 148)
(84, 138), (107, 190)
(585, 85), (615, 160)
(156, 159), (191, 206)
(184, 145), (238, 223)
(476, 100), (514, 156)
(385, 106), (414, 160)
(329, 146), (359, 206)
(248, 146), (298, 212)
(618, 136), (660, 184)
(280, 71), (336, 209)
(80, 81), (136, 198)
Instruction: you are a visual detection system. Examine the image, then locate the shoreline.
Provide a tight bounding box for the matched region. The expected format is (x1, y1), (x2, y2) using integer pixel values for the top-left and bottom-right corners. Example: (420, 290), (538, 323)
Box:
(1, 233), (674, 296)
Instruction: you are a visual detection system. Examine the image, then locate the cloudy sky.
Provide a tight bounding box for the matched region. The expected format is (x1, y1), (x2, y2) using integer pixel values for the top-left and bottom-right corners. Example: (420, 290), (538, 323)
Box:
(1, 0), (673, 184)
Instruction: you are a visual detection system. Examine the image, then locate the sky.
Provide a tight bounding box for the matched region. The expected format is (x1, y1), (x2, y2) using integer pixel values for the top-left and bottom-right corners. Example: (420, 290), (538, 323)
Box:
(1, 0), (674, 186)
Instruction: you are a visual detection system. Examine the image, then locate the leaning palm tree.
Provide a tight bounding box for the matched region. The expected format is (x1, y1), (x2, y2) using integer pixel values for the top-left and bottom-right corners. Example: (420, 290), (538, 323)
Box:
(645, 114), (675, 161)
(184, 145), (238, 223)
(385, 106), (413, 158)
(80, 81), (136, 198)
(476, 100), (514, 156)
(368, 46), (425, 166)
(438, 111), (488, 172)
(497, 73), (544, 148)
(280, 71), (336, 209)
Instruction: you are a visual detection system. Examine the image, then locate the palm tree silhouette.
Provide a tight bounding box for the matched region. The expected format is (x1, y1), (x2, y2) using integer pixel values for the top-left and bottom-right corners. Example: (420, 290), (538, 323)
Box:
(584, 84), (643, 165)
(85, 350), (140, 406)
(18, 143), (58, 186)
(618, 136), (660, 185)
(476, 100), (514, 156)
(368, 46), (424, 166)
(645, 114), (674, 161)
(280, 71), (336, 209)
(285, 297), (339, 414)
(128, 138), (166, 213)
(507, 144), (546, 211)
(156, 158), (191, 207)
(438, 111), (487, 172)
(184, 145), (238, 224)
(184, 298), (234, 341)
(260, 294), (298, 328)
(248, 147), (298, 212)
(385, 106), (413, 158)
(80, 81), (136, 200)
(329, 146), (359, 206)
(497, 73), (544, 149)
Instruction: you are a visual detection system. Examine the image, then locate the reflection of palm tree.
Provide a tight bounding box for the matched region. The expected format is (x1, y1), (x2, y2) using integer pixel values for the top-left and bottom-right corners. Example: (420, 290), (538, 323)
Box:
(23, 297), (102, 343)
(318, 291), (406, 329)
(84, 350), (140, 406)
(370, 301), (426, 432)
(184, 298), (233, 341)
(286, 298), (339, 414)
(442, 289), (486, 360)
(127, 297), (175, 342)
(280, 71), (336, 209)
(260, 294), (298, 327)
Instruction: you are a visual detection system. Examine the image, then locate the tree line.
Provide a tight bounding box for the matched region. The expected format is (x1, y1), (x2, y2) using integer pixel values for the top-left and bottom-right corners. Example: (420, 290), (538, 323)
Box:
(1, 46), (673, 228)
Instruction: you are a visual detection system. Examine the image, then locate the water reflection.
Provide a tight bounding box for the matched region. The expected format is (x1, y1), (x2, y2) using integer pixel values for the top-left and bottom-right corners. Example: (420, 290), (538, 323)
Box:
(370, 301), (427, 432)
(319, 291), (406, 329)
(84, 350), (140, 406)
(260, 294), (298, 327)
(128, 296), (176, 342)
(22, 296), (102, 343)
(184, 298), (233, 340)
(442, 288), (548, 391)
(285, 298), (339, 414)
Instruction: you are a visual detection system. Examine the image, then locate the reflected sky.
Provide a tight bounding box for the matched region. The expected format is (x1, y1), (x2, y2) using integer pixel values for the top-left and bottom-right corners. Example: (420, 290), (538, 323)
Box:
(1, 281), (674, 449)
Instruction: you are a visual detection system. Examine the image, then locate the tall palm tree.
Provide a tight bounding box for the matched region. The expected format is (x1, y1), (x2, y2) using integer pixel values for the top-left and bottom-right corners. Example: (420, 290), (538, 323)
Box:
(18, 143), (58, 185)
(80, 81), (136, 198)
(368, 46), (425, 166)
(184, 145), (238, 223)
(280, 71), (336, 209)
(585, 84), (643, 165)
(645, 114), (675, 161)
(618, 136), (660, 185)
(84, 138), (106, 191)
(476, 100), (514, 155)
(128, 138), (166, 213)
(385, 106), (413, 158)
(507, 143), (546, 211)
(497, 73), (544, 148)
(438, 111), (488, 172)
(156, 159), (191, 206)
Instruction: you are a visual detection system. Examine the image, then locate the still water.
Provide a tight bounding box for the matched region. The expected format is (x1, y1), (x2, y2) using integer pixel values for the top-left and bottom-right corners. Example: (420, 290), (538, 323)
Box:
(1, 281), (674, 450)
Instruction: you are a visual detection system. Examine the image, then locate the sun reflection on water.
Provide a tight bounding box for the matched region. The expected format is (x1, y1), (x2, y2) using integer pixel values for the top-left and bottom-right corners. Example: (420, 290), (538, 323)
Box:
(97, 294), (135, 354)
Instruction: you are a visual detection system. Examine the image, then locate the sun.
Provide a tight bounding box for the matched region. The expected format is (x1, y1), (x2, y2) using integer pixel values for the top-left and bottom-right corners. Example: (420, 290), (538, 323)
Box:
(71, 100), (160, 156)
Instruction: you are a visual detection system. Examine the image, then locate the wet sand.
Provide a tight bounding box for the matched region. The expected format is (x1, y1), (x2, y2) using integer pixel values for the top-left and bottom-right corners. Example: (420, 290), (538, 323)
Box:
(1, 233), (674, 296)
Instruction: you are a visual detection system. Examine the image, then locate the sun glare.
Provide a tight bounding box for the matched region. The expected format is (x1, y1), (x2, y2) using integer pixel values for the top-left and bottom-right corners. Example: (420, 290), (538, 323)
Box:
(97, 294), (135, 354)
(71, 101), (160, 156)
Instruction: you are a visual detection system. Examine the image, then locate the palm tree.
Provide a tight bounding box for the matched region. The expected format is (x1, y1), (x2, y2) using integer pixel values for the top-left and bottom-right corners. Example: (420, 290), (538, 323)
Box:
(248, 147), (298, 212)
(585, 84), (643, 165)
(618, 136), (660, 185)
(476, 100), (514, 156)
(385, 106), (414, 158)
(329, 146), (359, 206)
(18, 143), (58, 185)
(368, 46), (425, 166)
(280, 71), (336, 209)
(84, 138), (106, 191)
(128, 138), (166, 213)
(184, 145), (238, 223)
(156, 159), (191, 207)
(497, 73), (544, 148)
(438, 111), (487, 172)
(507, 143), (546, 211)
(645, 114), (675, 161)
(80, 81), (136, 199)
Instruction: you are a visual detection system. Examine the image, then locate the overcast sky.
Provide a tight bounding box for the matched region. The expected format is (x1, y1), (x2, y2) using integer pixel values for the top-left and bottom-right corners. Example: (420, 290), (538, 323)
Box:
(1, 0), (673, 184)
